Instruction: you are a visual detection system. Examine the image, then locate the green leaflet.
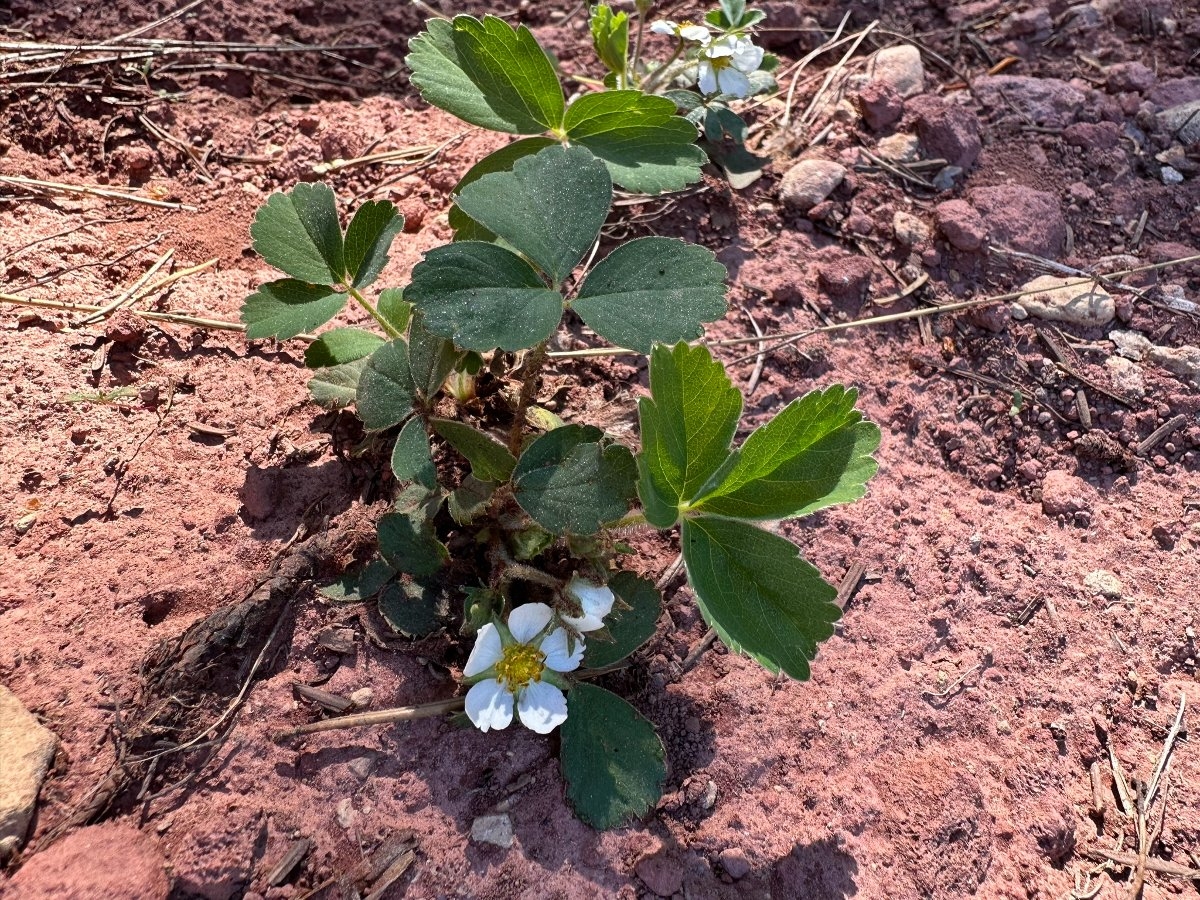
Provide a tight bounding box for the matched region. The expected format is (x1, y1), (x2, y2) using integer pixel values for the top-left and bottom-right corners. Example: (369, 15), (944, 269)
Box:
(378, 579), (445, 637)
(582, 572), (661, 669)
(304, 327), (384, 368)
(377, 288), (412, 333)
(431, 418), (516, 483)
(377, 511), (448, 577)
(448, 137), (556, 240)
(589, 4), (629, 76)
(636, 342), (742, 527)
(242, 279), (347, 342)
(572, 237), (727, 353)
(307, 357), (368, 410)
(249, 183), (345, 286)
(355, 339), (415, 431)
(319, 557), (395, 603)
(681, 515), (840, 681)
(407, 312), (459, 400)
(391, 417), (437, 490)
(343, 200), (404, 289)
(692, 386), (881, 520)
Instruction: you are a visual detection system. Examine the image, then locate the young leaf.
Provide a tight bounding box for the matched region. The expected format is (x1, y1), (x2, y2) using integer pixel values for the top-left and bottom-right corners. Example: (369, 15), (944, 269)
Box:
(307, 357), (369, 410)
(378, 580), (444, 637)
(564, 92), (707, 194)
(250, 183), (345, 286)
(636, 342), (742, 527)
(512, 425), (637, 535)
(582, 572), (661, 669)
(242, 279), (347, 341)
(343, 200), (404, 288)
(392, 417), (437, 490)
(692, 386), (881, 520)
(572, 237), (727, 353)
(589, 4), (629, 76)
(407, 312), (459, 400)
(377, 288), (412, 333)
(448, 138), (556, 240)
(453, 144), (611, 286)
(356, 339), (415, 431)
(431, 418), (517, 483)
(560, 684), (666, 829)
(448, 475), (496, 525)
(319, 557), (395, 602)
(681, 515), (840, 681)
(304, 327), (385, 368)
(377, 511), (448, 577)
(406, 242), (563, 351)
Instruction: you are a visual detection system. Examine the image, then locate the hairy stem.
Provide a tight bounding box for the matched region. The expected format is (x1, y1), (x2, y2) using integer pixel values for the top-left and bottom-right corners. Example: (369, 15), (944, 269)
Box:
(507, 341), (548, 454)
(347, 285), (402, 340)
(641, 40), (685, 92)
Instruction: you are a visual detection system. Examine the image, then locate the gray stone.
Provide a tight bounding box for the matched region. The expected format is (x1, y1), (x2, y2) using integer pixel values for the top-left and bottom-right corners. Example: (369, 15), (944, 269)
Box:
(470, 813), (514, 848)
(1084, 570), (1123, 600)
(1158, 99), (1200, 146)
(1041, 470), (1095, 518)
(1161, 166), (1185, 185)
(0, 686), (57, 859)
(973, 75), (1089, 128)
(869, 45), (925, 98)
(718, 848), (752, 880)
(876, 132), (921, 162)
(1105, 357), (1145, 399)
(778, 159), (846, 211)
(1019, 276), (1114, 326)
(893, 211), (930, 247)
(636, 852), (684, 897)
(1110, 329), (1200, 386)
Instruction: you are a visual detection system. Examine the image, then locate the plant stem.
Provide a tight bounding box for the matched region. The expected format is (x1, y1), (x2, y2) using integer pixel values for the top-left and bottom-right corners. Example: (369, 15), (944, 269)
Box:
(347, 285), (402, 339)
(631, 13), (647, 80)
(508, 341), (548, 454)
(641, 40), (685, 92)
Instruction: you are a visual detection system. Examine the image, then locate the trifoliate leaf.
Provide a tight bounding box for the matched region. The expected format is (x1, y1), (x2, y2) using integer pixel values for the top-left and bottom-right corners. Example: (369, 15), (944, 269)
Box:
(307, 357), (368, 410)
(513, 425), (637, 535)
(564, 92), (706, 194)
(448, 137), (556, 240)
(242, 279), (347, 341)
(560, 684), (666, 829)
(378, 579), (444, 637)
(356, 339), (415, 431)
(377, 511), (448, 577)
(431, 418), (516, 483)
(405, 19), (518, 134)
(589, 4), (629, 76)
(453, 144), (611, 286)
(681, 515), (840, 681)
(250, 183), (345, 286)
(406, 242), (563, 351)
(319, 557), (395, 602)
(304, 327), (385, 368)
(391, 417), (436, 490)
(582, 572), (661, 669)
(377, 288), (412, 334)
(407, 312), (459, 400)
(692, 386), (880, 520)
(572, 237), (727, 353)
(636, 342), (742, 528)
(343, 200), (404, 288)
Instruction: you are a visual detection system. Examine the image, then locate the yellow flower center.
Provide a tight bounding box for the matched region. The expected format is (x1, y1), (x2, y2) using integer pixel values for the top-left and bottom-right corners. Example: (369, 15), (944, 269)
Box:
(709, 54), (733, 72)
(494, 643), (545, 690)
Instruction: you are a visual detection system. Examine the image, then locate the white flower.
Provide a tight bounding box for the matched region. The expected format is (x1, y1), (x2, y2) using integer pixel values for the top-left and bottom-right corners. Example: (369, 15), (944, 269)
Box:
(698, 35), (764, 98)
(463, 602), (583, 734)
(561, 576), (615, 633)
(649, 19), (712, 44)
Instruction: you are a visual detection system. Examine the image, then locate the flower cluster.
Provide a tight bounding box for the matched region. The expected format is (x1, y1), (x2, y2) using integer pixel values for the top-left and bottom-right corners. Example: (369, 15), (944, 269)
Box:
(649, 19), (765, 99)
(462, 578), (615, 734)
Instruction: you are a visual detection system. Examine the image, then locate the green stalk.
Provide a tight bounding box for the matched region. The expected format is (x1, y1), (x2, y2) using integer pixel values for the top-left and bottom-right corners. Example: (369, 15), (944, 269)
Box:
(347, 285), (402, 340)
(507, 341), (548, 454)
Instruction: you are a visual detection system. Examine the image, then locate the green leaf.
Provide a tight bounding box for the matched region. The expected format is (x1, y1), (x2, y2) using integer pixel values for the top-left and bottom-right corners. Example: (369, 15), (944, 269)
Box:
(407, 312), (459, 400)
(636, 342), (742, 527)
(560, 684), (666, 829)
(431, 418), (516, 482)
(590, 4), (629, 76)
(692, 386), (880, 520)
(681, 516), (840, 681)
(406, 242), (563, 351)
(508, 524), (553, 560)
(304, 327), (385, 368)
(448, 475), (495, 525)
(405, 20), (519, 134)
(319, 557), (395, 602)
(564, 92), (706, 194)
(250, 183), (345, 286)
(513, 425), (637, 535)
(307, 357), (368, 410)
(344, 200), (404, 288)
(378, 288), (412, 333)
(453, 144), (611, 286)
(392, 417), (437, 490)
(378, 580), (444, 637)
(448, 138), (556, 240)
(582, 572), (661, 668)
(572, 237), (727, 353)
(377, 511), (448, 577)
(356, 339), (415, 431)
(242, 279), (347, 341)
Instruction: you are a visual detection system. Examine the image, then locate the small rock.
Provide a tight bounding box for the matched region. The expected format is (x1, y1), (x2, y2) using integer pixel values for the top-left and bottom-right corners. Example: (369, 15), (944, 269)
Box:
(1110, 330), (1200, 385)
(335, 798), (356, 830)
(717, 848), (752, 880)
(1158, 99), (1200, 146)
(869, 45), (925, 98)
(5, 822), (170, 899)
(636, 852), (684, 897)
(470, 813), (514, 849)
(120, 145), (156, 175)
(0, 686), (58, 858)
(968, 186), (1067, 258)
(1009, 302), (1029, 320)
(239, 466), (280, 521)
(1018, 275), (1114, 326)
(1084, 570), (1122, 600)
(1109, 329), (1151, 360)
(104, 309), (148, 346)
(778, 159), (847, 212)
(13, 513), (36, 536)
(1151, 522), (1180, 550)
(1105, 357), (1145, 398)
(908, 96), (982, 169)
(1063, 121), (1121, 151)
(816, 255), (874, 301)
(1106, 61), (1156, 93)
(857, 80), (904, 131)
(347, 755), (375, 781)
(935, 200), (988, 251)
(1005, 7), (1052, 36)
(893, 211), (930, 246)
(875, 132), (921, 162)
(931, 165), (963, 192)
(1161, 166), (1185, 185)
(349, 687), (374, 709)
(973, 75), (1088, 128)
(1040, 470), (1095, 517)
(316, 626), (356, 655)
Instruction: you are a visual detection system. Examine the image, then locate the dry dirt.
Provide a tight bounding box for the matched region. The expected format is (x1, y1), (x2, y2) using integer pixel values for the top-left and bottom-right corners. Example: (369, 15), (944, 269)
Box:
(1, 1), (1199, 899)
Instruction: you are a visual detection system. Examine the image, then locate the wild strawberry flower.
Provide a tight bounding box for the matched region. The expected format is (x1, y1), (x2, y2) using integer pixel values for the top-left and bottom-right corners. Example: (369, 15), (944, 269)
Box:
(649, 19), (712, 44)
(463, 602), (583, 734)
(698, 35), (764, 98)
(561, 576), (616, 633)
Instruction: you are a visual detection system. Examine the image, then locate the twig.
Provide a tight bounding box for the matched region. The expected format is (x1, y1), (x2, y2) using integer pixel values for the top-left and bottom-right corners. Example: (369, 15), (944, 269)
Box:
(1137, 415), (1187, 457)
(834, 561), (867, 610)
(1080, 849), (1200, 880)
(74, 248), (175, 326)
(678, 629), (717, 675)
(0, 174), (195, 210)
(273, 697), (464, 741)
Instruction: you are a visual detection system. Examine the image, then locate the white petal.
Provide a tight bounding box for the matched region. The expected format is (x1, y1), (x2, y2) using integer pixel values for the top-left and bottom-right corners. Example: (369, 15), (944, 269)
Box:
(698, 62), (719, 95)
(650, 19), (676, 35)
(517, 681), (569, 734)
(680, 24), (712, 43)
(539, 627), (585, 672)
(731, 38), (764, 73)
(463, 623), (504, 677)
(561, 611), (606, 633)
(507, 602), (553, 644)
(465, 679), (514, 732)
(565, 578), (615, 631)
(704, 40), (735, 60)
(718, 68), (752, 98)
